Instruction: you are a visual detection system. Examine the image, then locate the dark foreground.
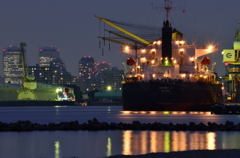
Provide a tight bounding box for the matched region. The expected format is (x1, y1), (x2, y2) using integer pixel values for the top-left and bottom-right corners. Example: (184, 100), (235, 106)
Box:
(108, 150), (240, 158)
(1, 118), (240, 131)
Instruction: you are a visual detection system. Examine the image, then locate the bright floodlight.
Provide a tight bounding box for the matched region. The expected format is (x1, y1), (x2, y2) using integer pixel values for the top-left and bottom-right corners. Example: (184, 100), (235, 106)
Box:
(106, 85), (112, 91)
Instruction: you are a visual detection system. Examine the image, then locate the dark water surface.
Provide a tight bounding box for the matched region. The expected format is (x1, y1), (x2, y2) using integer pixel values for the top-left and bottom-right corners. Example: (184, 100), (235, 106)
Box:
(0, 130), (240, 158)
(0, 106), (240, 124)
(1, 106), (240, 158)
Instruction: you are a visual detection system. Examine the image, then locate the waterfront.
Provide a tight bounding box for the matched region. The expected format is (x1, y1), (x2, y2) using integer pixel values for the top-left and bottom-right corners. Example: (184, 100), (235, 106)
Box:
(0, 106), (240, 124)
(0, 130), (240, 158)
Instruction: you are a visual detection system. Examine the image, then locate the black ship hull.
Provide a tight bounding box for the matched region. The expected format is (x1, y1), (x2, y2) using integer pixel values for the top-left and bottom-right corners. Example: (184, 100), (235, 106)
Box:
(122, 80), (223, 111)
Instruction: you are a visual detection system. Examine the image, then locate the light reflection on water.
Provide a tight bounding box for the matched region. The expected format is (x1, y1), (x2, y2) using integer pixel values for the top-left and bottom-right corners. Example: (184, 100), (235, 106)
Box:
(0, 131), (240, 158)
(121, 130), (218, 155)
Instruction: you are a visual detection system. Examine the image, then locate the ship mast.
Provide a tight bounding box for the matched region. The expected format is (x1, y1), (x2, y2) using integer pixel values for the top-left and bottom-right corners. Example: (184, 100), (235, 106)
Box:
(164, 0), (172, 21)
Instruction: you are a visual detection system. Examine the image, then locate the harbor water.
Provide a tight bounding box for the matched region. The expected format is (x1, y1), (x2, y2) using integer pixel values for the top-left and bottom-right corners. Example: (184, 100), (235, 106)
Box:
(1, 106), (240, 158)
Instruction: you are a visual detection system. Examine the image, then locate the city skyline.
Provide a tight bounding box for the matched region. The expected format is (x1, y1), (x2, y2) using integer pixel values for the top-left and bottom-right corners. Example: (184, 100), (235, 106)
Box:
(0, 0), (239, 76)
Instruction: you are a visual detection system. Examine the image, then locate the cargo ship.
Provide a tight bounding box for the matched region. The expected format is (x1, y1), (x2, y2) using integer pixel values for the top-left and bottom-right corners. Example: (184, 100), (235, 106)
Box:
(96, 0), (223, 111)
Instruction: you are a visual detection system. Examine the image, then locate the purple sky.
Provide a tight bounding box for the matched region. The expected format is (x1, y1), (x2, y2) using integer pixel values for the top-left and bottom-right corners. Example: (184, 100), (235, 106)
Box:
(0, 0), (239, 75)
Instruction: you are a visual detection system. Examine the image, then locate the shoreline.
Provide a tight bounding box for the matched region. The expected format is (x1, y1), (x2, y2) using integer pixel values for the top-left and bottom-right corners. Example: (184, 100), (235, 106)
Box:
(107, 149), (240, 158)
(0, 118), (240, 131)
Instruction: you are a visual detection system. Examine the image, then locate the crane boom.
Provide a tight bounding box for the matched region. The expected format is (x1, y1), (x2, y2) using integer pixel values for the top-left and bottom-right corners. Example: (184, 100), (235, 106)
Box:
(96, 16), (150, 45)
(105, 30), (145, 46)
(98, 36), (132, 46)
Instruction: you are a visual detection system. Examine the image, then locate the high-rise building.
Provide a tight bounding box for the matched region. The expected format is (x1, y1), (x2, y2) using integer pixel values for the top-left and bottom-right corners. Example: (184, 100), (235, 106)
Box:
(78, 56), (96, 92)
(39, 47), (60, 67)
(2, 46), (23, 85)
(29, 47), (73, 85)
(95, 63), (123, 91)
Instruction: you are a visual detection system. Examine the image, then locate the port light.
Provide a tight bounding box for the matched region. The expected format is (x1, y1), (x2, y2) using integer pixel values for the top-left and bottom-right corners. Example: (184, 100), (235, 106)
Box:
(106, 85), (112, 91)
(56, 88), (62, 93)
(140, 57), (147, 63)
(124, 45), (130, 53)
(151, 60), (155, 65)
(179, 48), (185, 52)
(173, 59), (177, 64)
(189, 57), (195, 62)
(141, 49), (146, 54)
(151, 48), (156, 53)
(227, 96), (232, 101)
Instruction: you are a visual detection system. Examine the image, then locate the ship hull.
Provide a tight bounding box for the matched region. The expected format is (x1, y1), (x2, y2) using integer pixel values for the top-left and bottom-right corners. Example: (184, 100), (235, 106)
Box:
(122, 80), (223, 111)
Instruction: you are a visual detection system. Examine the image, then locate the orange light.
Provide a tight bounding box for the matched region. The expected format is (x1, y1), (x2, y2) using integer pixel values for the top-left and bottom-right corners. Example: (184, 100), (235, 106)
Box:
(151, 60), (155, 64)
(124, 45), (130, 52)
(189, 57), (195, 62)
(157, 40), (162, 45)
(141, 49), (146, 54)
(140, 57), (147, 63)
(152, 74), (157, 79)
(180, 40), (186, 45)
(180, 74), (186, 78)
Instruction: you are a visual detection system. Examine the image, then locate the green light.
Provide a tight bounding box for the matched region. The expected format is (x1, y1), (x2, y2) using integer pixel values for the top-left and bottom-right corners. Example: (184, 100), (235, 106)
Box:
(106, 137), (112, 157)
(163, 59), (171, 66)
(164, 132), (170, 153)
(55, 141), (60, 158)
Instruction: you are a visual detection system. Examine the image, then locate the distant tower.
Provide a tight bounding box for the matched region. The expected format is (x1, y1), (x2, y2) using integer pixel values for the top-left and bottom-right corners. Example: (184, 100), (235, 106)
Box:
(78, 56), (95, 91)
(2, 46), (24, 85)
(39, 47), (60, 67)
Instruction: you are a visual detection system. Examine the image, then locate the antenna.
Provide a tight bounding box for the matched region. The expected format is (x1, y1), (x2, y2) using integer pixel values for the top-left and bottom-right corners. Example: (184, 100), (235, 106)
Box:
(164, 0), (172, 21)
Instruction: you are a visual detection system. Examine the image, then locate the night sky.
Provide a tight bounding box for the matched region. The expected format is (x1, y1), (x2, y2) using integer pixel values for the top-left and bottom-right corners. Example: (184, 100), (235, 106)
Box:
(0, 0), (239, 76)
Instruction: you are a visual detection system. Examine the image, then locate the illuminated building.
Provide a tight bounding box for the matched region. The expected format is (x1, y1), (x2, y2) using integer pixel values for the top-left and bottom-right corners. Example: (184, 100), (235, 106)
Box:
(2, 46), (23, 85)
(39, 47), (60, 67)
(29, 47), (73, 85)
(78, 56), (96, 92)
(95, 62), (123, 91)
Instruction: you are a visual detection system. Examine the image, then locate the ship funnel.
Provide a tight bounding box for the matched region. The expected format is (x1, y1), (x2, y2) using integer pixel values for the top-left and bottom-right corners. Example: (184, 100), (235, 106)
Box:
(162, 20), (173, 65)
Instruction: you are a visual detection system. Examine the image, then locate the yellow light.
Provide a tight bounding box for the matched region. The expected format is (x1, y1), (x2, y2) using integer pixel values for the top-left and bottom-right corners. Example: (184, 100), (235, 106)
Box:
(153, 41), (157, 45)
(140, 57), (147, 63)
(189, 57), (195, 62)
(180, 40), (186, 45)
(180, 74), (186, 78)
(175, 41), (180, 45)
(204, 75), (208, 79)
(121, 111), (131, 115)
(227, 96), (232, 101)
(157, 40), (162, 45)
(151, 48), (156, 53)
(179, 48), (185, 52)
(106, 85), (112, 91)
(173, 59), (177, 64)
(189, 74), (193, 78)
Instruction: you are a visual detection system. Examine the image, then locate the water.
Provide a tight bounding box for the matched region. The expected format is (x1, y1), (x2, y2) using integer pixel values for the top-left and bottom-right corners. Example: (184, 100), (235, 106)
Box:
(0, 106), (240, 124)
(0, 130), (240, 158)
(1, 106), (240, 158)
